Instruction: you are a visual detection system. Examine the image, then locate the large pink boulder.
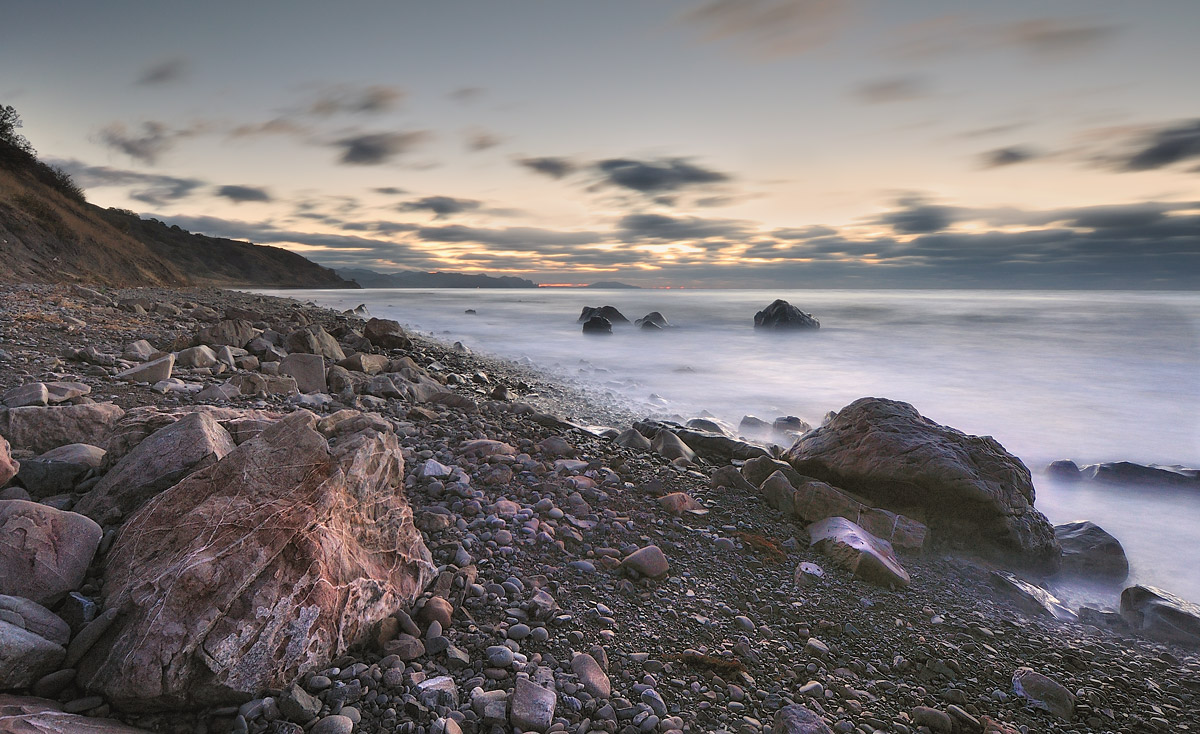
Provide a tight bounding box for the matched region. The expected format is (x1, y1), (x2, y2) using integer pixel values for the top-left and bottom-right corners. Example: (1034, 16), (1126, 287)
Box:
(78, 411), (435, 710)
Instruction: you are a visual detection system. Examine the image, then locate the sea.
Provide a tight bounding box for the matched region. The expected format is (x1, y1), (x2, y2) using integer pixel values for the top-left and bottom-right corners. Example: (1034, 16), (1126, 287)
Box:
(259, 288), (1200, 607)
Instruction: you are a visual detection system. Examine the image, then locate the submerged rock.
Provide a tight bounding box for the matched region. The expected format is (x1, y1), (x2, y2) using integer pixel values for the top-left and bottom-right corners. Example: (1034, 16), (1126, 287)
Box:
(1054, 521), (1128, 580)
(754, 299), (819, 330)
(807, 516), (910, 588)
(1120, 585), (1200, 647)
(78, 411), (435, 710)
(1082, 461), (1200, 489)
(786, 397), (1060, 571)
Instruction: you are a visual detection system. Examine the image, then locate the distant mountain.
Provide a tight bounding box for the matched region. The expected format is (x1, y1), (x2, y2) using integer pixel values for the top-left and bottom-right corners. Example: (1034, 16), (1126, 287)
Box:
(586, 281), (641, 289)
(0, 131), (354, 288)
(340, 268), (538, 288)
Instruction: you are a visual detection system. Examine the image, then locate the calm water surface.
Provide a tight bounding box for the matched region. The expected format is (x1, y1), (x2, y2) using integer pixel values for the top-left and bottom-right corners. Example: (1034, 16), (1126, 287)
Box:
(261, 288), (1200, 604)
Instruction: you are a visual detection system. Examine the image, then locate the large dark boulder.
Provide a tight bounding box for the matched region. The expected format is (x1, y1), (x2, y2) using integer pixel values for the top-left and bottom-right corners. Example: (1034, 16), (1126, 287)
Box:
(753, 300), (819, 330)
(1054, 521), (1128, 580)
(363, 318), (412, 350)
(785, 397), (1060, 571)
(581, 316), (613, 335)
(577, 306), (629, 324)
(1120, 585), (1200, 647)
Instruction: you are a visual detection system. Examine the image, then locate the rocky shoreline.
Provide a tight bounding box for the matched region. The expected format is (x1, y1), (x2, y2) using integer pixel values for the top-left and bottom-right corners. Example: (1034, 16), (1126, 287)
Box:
(1, 283), (1198, 734)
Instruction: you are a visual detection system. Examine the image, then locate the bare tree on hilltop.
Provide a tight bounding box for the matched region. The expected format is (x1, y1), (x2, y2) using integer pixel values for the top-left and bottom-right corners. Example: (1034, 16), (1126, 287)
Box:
(0, 103), (85, 202)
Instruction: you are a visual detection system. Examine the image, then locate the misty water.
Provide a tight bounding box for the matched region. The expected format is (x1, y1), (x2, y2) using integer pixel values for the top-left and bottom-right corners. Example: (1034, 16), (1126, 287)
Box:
(263, 288), (1200, 607)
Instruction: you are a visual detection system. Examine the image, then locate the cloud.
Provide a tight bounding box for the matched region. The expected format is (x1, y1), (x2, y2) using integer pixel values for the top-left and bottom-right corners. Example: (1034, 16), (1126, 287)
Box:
(681, 0), (853, 59)
(227, 118), (308, 138)
(465, 129), (503, 151)
(1119, 119), (1200, 172)
(309, 85), (405, 115)
(981, 146), (1039, 168)
(215, 185), (271, 203)
(1000, 18), (1118, 59)
(398, 196), (482, 219)
(617, 213), (751, 241)
(880, 195), (959, 234)
(855, 76), (928, 104)
(373, 187), (407, 195)
(415, 224), (603, 249)
(594, 157), (730, 194)
(98, 121), (197, 164)
(889, 15), (1119, 63)
(450, 87), (484, 102)
(517, 156), (578, 179)
(332, 131), (430, 165)
(136, 57), (187, 86)
(50, 158), (205, 206)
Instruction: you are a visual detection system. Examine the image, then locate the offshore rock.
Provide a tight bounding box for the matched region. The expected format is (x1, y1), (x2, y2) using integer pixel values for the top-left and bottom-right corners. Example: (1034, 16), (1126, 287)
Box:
(754, 299), (819, 330)
(581, 316), (612, 335)
(577, 305), (629, 324)
(787, 397), (1059, 571)
(78, 411), (435, 710)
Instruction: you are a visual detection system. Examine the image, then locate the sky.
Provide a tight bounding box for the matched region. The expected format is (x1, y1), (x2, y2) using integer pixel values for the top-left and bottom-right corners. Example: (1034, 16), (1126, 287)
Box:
(3, 0), (1199, 288)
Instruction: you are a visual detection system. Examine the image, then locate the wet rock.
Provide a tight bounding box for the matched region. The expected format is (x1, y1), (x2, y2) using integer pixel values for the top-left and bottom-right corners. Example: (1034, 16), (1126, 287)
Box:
(807, 516), (910, 588)
(911, 706), (953, 733)
(786, 397), (1059, 571)
(772, 704), (833, 733)
(1120, 585), (1200, 646)
(1054, 521), (1128, 579)
(75, 412), (236, 523)
(116, 354), (175, 383)
(0, 500), (102, 604)
(1012, 667), (1074, 720)
(78, 411), (435, 710)
(754, 300), (820, 330)
(1, 402), (125, 454)
(621, 545), (669, 579)
(650, 431), (695, 463)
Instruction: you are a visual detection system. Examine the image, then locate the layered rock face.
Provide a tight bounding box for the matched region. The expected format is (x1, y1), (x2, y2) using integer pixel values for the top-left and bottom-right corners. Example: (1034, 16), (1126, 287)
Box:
(78, 411), (436, 710)
(786, 398), (1059, 570)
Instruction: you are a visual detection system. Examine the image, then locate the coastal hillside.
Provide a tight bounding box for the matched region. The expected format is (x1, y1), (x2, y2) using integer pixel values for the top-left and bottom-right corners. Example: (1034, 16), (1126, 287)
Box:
(0, 113), (353, 289)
